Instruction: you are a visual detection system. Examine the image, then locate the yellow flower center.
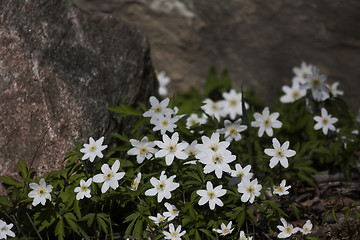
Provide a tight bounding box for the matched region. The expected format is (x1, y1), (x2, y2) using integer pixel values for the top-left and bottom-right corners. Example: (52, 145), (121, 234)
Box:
(246, 186), (255, 194)
(37, 187), (46, 196)
(276, 150), (284, 157)
(211, 103), (218, 110)
(131, 181), (138, 188)
(263, 118), (271, 127)
(212, 153), (223, 164)
(171, 232), (177, 236)
(285, 227), (292, 233)
(223, 228), (229, 233)
(229, 99), (237, 106)
(190, 119), (197, 126)
(188, 150), (195, 156)
(81, 185), (88, 191)
(311, 78), (320, 88)
(292, 90), (300, 99)
(154, 106), (162, 113)
(90, 145), (97, 152)
(277, 186), (284, 192)
(237, 172), (244, 179)
(168, 144), (176, 152)
(105, 171), (114, 181)
(229, 128), (237, 136)
(302, 72), (307, 78)
(157, 181), (166, 190)
(304, 227), (309, 232)
(139, 146), (148, 155)
(209, 144), (218, 152)
(207, 190), (215, 199)
(322, 118), (328, 125)
(162, 119), (169, 126)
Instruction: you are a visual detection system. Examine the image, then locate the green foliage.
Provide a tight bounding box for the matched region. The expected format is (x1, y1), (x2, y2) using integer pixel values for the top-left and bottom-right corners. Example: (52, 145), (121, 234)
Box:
(1, 67), (359, 240)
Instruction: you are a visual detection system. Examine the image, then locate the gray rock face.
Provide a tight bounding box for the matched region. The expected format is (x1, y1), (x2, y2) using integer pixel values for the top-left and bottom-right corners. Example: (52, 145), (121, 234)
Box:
(75, 0), (360, 110)
(0, 0), (157, 180)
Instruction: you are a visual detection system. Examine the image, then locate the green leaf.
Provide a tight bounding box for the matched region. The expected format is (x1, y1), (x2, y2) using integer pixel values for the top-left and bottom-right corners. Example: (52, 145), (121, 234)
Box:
(73, 199), (81, 219)
(96, 214), (108, 234)
(64, 214), (80, 235)
(108, 104), (142, 116)
(133, 218), (143, 240)
(111, 133), (130, 143)
(331, 208), (338, 222)
(199, 229), (216, 239)
(290, 203), (300, 220)
(54, 219), (65, 240)
(125, 217), (138, 238)
(17, 158), (28, 178)
(195, 230), (202, 240)
(124, 212), (141, 223)
(176, 120), (192, 136)
(0, 195), (10, 209)
(81, 213), (95, 227)
(0, 176), (23, 188)
(131, 118), (146, 135)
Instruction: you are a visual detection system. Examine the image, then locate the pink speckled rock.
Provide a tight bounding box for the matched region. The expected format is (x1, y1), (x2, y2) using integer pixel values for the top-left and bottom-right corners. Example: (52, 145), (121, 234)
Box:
(0, 0), (157, 184)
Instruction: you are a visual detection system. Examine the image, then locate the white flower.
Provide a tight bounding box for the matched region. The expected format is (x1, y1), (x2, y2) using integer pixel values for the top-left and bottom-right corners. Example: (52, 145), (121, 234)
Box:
(313, 108), (338, 135)
(280, 80), (306, 103)
(201, 98), (224, 121)
(238, 178), (262, 203)
(130, 172), (142, 191)
(221, 89), (249, 119)
(196, 181), (226, 210)
(28, 178), (53, 206)
(93, 160), (125, 193)
(292, 62), (313, 84)
(0, 219), (15, 239)
(277, 218), (299, 238)
(186, 113), (207, 128)
(184, 140), (199, 158)
(143, 96), (174, 123)
(328, 81), (343, 97)
(163, 223), (186, 240)
(300, 220), (312, 235)
(230, 164), (253, 182)
(251, 107), (282, 137)
(302, 66), (328, 101)
(155, 132), (189, 166)
(218, 119), (247, 142)
(239, 230), (253, 240)
(145, 171), (180, 202)
(198, 148), (236, 179)
(273, 179), (291, 196)
(152, 114), (179, 135)
(195, 132), (229, 157)
(264, 138), (296, 168)
(213, 221), (234, 236)
(74, 178), (92, 200)
(127, 136), (157, 164)
(80, 136), (108, 162)
(163, 202), (179, 221)
(157, 71), (170, 96)
(149, 213), (166, 226)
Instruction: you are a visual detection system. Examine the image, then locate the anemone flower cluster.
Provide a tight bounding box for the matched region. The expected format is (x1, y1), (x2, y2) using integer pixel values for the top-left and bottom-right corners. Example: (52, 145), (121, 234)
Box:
(281, 62), (343, 103)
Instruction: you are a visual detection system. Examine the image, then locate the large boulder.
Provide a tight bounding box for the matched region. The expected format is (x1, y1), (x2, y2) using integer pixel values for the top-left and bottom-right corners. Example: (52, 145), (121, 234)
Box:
(75, 0), (360, 110)
(0, 0), (157, 180)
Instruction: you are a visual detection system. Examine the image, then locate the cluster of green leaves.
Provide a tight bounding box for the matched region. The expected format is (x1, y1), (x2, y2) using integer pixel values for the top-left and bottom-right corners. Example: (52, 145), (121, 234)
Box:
(0, 68), (359, 240)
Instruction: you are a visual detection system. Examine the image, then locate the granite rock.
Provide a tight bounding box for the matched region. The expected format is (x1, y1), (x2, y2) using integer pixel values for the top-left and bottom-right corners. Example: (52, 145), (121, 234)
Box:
(0, 0), (157, 181)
